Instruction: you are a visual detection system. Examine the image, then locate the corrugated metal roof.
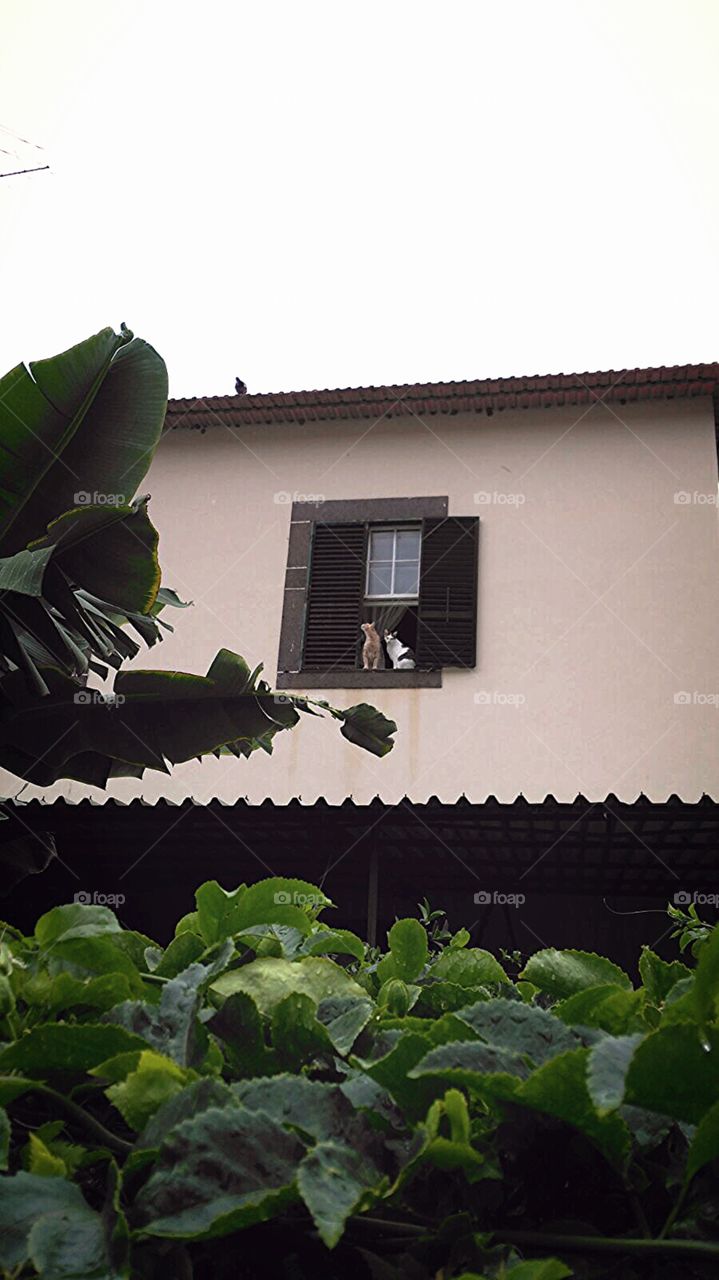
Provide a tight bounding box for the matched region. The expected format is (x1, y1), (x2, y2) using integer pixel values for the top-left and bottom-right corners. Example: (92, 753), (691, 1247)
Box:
(8, 792), (717, 809)
(165, 363), (719, 431)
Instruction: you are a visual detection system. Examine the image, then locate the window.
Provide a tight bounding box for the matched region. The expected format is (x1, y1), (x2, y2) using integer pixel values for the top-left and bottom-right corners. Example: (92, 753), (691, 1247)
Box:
(365, 526), (421, 600)
(276, 496), (478, 689)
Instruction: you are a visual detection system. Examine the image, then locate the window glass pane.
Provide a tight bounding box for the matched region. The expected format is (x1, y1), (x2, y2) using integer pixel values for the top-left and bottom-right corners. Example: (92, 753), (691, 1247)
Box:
(395, 529), (421, 560)
(367, 563), (393, 596)
(393, 560), (419, 595)
(369, 530), (394, 562)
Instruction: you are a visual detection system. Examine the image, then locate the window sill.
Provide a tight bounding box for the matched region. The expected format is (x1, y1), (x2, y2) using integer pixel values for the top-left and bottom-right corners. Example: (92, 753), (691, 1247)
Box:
(275, 670), (442, 690)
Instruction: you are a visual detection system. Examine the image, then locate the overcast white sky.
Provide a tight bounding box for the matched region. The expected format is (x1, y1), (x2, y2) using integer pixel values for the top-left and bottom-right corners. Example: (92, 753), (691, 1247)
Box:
(2, 1), (718, 399)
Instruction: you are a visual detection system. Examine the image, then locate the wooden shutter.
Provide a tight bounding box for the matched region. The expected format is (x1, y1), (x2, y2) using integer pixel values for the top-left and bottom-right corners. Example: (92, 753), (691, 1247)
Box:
(416, 516), (478, 668)
(302, 523), (367, 670)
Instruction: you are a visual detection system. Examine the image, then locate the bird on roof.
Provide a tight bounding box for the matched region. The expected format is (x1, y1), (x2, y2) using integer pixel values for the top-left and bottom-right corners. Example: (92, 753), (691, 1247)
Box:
(235, 377), (248, 395)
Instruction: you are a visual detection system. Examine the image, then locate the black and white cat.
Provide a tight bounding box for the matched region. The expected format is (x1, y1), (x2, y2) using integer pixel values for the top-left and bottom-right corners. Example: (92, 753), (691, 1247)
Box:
(384, 631), (416, 670)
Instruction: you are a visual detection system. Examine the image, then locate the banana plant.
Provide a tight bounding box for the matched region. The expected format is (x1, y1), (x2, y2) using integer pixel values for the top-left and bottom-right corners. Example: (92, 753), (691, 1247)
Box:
(0, 328), (395, 878)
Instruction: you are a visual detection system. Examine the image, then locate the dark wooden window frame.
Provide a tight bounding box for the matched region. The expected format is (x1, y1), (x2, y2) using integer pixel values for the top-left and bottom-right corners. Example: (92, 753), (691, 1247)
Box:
(276, 497), (449, 689)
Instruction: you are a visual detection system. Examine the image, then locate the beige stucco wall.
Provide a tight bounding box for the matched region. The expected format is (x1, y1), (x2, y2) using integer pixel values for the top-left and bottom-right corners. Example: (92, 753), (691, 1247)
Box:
(5, 397), (719, 805)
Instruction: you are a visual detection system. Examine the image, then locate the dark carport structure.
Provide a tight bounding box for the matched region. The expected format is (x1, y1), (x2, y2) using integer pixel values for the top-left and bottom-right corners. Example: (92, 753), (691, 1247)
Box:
(3, 793), (717, 972)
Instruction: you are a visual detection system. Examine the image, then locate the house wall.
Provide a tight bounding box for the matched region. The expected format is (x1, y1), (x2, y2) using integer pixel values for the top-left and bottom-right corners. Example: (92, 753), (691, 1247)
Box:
(5, 397), (719, 805)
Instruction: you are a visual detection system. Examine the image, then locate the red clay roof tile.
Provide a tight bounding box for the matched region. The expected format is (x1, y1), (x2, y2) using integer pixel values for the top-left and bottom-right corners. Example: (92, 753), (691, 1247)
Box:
(165, 363), (719, 431)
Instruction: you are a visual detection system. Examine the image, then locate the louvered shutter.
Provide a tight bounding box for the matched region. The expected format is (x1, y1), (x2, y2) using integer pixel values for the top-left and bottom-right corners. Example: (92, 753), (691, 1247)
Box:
(416, 516), (478, 668)
(302, 523), (367, 670)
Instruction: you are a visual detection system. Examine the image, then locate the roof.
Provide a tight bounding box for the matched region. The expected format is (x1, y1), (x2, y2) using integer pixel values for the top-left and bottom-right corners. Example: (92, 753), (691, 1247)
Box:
(165, 363), (719, 430)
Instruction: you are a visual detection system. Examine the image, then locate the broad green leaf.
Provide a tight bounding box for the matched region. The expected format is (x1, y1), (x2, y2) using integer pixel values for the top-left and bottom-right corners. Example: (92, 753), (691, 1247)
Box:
(234, 878), (332, 937)
(316, 996), (374, 1055)
(639, 947), (692, 1006)
(303, 929), (365, 962)
(555, 985), (646, 1034)
(662, 924), (719, 1028)
(414, 981), (491, 1016)
(25, 1132), (67, 1177)
(0, 652), (396, 786)
(35, 902), (122, 948)
(618, 1104), (672, 1148)
(692, 923), (719, 1023)
(339, 1072), (404, 1131)
(431, 948), (508, 987)
(624, 1024), (719, 1123)
(0, 328), (126, 551)
(0, 1171), (93, 1269)
(408, 1040), (530, 1088)
(233, 1075), (358, 1144)
(136, 1077), (236, 1151)
(210, 956), (366, 1015)
(106, 1050), (194, 1131)
(175, 911), (201, 938)
(271, 993), (332, 1068)
(416, 1089), (492, 1184)
(153, 931), (206, 977)
(44, 935), (144, 993)
(450, 928), (471, 949)
(454, 998), (579, 1066)
(587, 1033), (644, 1113)
(521, 950), (631, 1000)
(28, 1204), (110, 1280)
(21, 971), (133, 1016)
(519, 1049), (631, 1167)
(29, 499), (161, 615)
(337, 703), (397, 757)
(297, 1139), (384, 1247)
(105, 950), (231, 1067)
(687, 1098), (719, 1181)
(354, 1032), (448, 1121)
(207, 991), (276, 1078)
(0, 1075), (35, 1106)
(90, 1051), (145, 1084)
(0, 1023), (147, 1076)
(378, 918), (429, 983)
(9, 331), (167, 553)
(135, 1105), (304, 1239)
(195, 881), (246, 945)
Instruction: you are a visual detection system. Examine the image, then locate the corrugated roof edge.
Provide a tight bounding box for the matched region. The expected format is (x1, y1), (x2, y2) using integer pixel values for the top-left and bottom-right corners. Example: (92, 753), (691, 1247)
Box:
(165, 363), (719, 430)
(7, 793), (718, 809)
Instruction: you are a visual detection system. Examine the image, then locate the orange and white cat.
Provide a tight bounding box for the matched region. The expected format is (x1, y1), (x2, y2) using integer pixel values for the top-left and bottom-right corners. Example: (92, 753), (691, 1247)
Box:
(360, 622), (382, 670)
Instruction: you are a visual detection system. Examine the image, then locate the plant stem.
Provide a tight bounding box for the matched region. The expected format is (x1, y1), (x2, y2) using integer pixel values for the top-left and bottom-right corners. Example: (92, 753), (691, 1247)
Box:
(498, 1230), (719, 1261)
(348, 1216), (426, 1236)
(659, 1181), (689, 1240)
(37, 1084), (132, 1155)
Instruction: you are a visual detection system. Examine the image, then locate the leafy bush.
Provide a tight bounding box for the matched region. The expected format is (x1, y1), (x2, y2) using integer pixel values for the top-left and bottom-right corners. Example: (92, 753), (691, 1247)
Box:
(1, 882), (718, 1279)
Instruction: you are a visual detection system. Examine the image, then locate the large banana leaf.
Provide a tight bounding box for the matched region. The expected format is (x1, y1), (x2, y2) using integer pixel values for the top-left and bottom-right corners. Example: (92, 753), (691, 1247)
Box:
(0, 500), (165, 695)
(0, 651), (397, 787)
(0, 330), (172, 694)
(0, 327), (167, 553)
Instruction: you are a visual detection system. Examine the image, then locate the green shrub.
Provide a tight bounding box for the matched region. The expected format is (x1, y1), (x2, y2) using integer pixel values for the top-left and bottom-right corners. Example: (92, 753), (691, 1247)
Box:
(0, 881), (717, 1279)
